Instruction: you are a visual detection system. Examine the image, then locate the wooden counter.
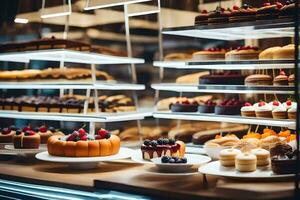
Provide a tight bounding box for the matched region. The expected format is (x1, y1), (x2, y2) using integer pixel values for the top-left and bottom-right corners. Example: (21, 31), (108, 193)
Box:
(0, 155), (296, 200)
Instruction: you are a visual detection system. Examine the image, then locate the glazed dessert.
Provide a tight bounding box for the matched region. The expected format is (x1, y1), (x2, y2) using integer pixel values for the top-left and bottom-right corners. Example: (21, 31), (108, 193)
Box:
(13, 129), (41, 149)
(34, 126), (64, 144)
(250, 148), (270, 166)
(229, 4), (257, 22)
(208, 7), (232, 24)
(235, 153), (257, 172)
(219, 148), (241, 167)
(164, 53), (192, 61)
(240, 102), (255, 117)
(192, 48), (226, 61)
(214, 98), (243, 115)
(225, 46), (260, 60)
(170, 97), (198, 112)
(273, 71), (288, 86)
(288, 74), (294, 86)
(256, 2), (283, 20)
(141, 138), (185, 160)
(198, 100), (216, 113)
(244, 74), (273, 85)
(194, 10), (209, 25)
(259, 46), (282, 60)
(0, 126), (17, 143)
(47, 128), (120, 157)
(255, 101), (272, 118)
(161, 155), (187, 164)
(270, 143), (298, 174)
(199, 71), (245, 85)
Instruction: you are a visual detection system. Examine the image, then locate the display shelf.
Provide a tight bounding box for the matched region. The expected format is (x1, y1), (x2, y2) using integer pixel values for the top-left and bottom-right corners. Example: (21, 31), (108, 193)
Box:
(153, 60), (294, 70)
(151, 83), (294, 94)
(0, 109), (152, 122)
(0, 49), (144, 64)
(162, 18), (295, 40)
(0, 82), (145, 90)
(153, 111), (295, 129)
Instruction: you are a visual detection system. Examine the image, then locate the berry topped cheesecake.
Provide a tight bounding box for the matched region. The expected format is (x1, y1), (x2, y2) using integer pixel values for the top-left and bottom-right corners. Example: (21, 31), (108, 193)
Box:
(47, 128), (120, 157)
(141, 138), (185, 160)
(170, 97), (198, 112)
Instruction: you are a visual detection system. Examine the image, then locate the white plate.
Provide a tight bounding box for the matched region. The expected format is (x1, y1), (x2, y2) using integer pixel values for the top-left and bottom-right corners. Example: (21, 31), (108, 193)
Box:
(131, 149), (153, 164)
(4, 145), (46, 153)
(151, 154), (211, 173)
(186, 146), (206, 155)
(199, 161), (294, 179)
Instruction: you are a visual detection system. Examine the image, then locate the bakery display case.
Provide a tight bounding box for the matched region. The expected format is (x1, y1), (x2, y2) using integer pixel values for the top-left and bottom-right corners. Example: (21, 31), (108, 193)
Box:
(0, 0), (299, 199)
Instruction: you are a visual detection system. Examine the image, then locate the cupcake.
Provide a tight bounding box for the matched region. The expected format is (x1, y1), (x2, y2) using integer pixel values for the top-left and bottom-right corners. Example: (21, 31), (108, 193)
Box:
(240, 102), (255, 117)
(268, 100), (281, 110)
(272, 105), (287, 119)
(198, 100), (216, 113)
(273, 71), (288, 86)
(288, 74), (294, 86)
(287, 104), (296, 119)
(283, 100), (296, 110)
(255, 101), (272, 118)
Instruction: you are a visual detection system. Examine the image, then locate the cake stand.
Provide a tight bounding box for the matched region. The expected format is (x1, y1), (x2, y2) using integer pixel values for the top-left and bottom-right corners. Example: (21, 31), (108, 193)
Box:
(35, 147), (134, 169)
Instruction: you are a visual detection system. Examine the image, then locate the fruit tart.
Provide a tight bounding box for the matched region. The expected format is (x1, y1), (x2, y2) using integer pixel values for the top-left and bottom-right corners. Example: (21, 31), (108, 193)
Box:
(141, 138), (185, 160)
(198, 99), (216, 113)
(170, 97), (198, 112)
(47, 128), (120, 157)
(0, 125), (17, 143)
(13, 129), (40, 149)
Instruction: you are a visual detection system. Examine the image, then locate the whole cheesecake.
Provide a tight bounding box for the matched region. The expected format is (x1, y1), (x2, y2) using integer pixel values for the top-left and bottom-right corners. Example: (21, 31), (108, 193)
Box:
(47, 128), (120, 157)
(141, 138), (185, 160)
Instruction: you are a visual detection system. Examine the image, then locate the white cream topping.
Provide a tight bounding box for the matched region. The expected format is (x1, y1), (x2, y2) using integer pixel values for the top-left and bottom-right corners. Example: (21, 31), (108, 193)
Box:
(255, 104), (272, 112)
(241, 106), (255, 112)
(268, 101), (282, 110)
(288, 104), (297, 113)
(283, 102), (296, 109)
(272, 105), (287, 113)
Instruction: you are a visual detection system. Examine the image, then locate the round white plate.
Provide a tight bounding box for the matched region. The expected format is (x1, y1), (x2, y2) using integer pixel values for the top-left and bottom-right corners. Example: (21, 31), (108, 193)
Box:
(151, 154), (211, 173)
(199, 161), (294, 179)
(131, 149), (153, 164)
(4, 145), (46, 153)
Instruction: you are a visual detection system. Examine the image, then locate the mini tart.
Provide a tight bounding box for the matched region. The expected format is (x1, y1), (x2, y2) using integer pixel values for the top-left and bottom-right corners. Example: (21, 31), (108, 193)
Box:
(240, 104), (255, 117)
(244, 74), (273, 86)
(255, 103), (272, 118)
(251, 148), (270, 166)
(235, 153), (257, 172)
(288, 105), (297, 119)
(272, 105), (287, 119)
(13, 132), (40, 149)
(47, 134), (120, 157)
(198, 100), (216, 113)
(259, 46), (282, 60)
(219, 148), (241, 167)
(225, 46), (260, 61)
(192, 48), (226, 61)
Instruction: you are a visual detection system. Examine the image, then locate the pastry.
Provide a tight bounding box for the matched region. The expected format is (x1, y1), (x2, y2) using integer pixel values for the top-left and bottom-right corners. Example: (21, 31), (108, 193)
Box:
(273, 71), (288, 86)
(288, 74), (294, 86)
(164, 53), (192, 61)
(287, 104), (297, 119)
(192, 48), (226, 60)
(219, 148), (241, 167)
(240, 102), (255, 117)
(0, 126), (17, 143)
(256, 2), (283, 20)
(199, 71), (245, 85)
(214, 98), (243, 115)
(13, 129), (40, 149)
(225, 46), (260, 60)
(229, 4), (257, 22)
(205, 134), (240, 148)
(198, 100), (216, 113)
(251, 148), (270, 166)
(47, 128), (120, 157)
(272, 105), (287, 119)
(272, 44), (295, 60)
(141, 138), (185, 160)
(234, 138), (260, 152)
(235, 153), (257, 172)
(208, 7), (232, 24)
(260, 135), (282, 150)
(245, 74), (273, 85)
(255, 101), (272, 118)
(176, 71), (210, 84)
(270, 143), (298, 174)
(194, 10), (209, 25)
(170, 97), (198, 112)
(259, 46), (282, 60)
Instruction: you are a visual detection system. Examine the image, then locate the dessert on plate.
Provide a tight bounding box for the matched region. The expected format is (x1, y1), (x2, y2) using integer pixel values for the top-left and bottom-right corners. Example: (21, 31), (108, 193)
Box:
(219, 148), (241, 167)
(250, 148), (270, 166)
(34, 125), (64, 144)
(141, 138), (185, 160)
(235, 152), (257, 172)
(47, 128), (120, 157)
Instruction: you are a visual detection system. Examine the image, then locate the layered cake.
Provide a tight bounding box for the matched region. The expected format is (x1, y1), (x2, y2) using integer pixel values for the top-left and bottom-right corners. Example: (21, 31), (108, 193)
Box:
(225, 46), (260, 60)
(170, 97), (198, 112)
(47, 128), (120, 157)
(194, 10), (209, 25)
(229, 4), (257, 22)
(141, 138), (185, 160)
(13, 129), (41, 149)
(214, 98), (243, 115)
(207, 7), (232, 24)
(244, 74), (273, 85)
(256, 2), (283, 20)
(199, 71), (245, 85)
(235, 153), (257, 172)
(192, 48), (226, 60)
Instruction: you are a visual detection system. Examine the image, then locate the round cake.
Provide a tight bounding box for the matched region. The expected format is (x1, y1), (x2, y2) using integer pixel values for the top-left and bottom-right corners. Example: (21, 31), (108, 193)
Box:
(258, 46), (281, 60)
(225, 46), (260, 60)
(199, 71), (245, 85)
(47, 128), (120, 157)
(170, 97), (198, 112)
(272, 44), (295, 60)
(192, 48), (226, 61)
(244, 74), (273, 86)
(34, 125), (64, 144)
